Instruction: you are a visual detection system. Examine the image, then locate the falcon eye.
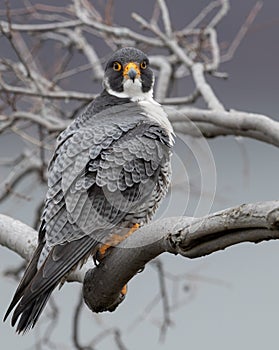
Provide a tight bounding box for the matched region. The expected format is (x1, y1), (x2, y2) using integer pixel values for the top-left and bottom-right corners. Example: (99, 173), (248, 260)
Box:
(113, 62), (122, 71)
(140, 61), (147, 69)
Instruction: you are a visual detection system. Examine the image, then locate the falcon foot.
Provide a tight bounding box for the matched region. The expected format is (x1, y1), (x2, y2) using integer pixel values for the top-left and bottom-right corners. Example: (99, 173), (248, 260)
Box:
(121, 284), (127, 296)
(97, 223), (140, 261)
(93, 224), (138, 310)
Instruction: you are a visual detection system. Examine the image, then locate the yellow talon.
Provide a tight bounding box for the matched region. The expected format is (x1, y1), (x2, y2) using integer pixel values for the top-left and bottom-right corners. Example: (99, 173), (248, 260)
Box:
(97, 223), (140, 261)
(128, 223), (140, 235)
(121, 284), (127, 296)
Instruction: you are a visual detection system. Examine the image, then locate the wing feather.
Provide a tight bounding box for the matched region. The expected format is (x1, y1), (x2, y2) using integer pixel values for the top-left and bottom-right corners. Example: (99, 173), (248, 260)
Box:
(5, 101), (172, 333)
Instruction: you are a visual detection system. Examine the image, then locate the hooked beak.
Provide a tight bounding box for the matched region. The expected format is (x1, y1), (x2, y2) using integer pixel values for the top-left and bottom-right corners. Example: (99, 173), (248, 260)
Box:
(123, 62), (140, 82)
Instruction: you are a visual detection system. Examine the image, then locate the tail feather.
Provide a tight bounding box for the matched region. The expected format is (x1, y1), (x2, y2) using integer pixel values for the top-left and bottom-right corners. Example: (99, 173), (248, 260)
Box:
(3, 241), (44, 323)
(4, 235), (99, 333)
(12, 289), (54, 334)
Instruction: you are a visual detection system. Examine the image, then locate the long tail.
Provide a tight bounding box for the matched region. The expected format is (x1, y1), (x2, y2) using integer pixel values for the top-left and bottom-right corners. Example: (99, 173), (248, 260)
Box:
(11, 286), (55, 334)
(4, 236), (99, 334)
(3, 240), (44, 331)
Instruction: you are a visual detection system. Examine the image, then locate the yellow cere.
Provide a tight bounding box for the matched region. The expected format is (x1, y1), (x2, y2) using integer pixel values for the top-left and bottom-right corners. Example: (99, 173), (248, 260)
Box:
(123, 62), (141, 78)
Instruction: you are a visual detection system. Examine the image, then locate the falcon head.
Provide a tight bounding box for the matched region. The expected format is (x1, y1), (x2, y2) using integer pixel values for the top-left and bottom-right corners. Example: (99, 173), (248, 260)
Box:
(103, 47), (154, 101)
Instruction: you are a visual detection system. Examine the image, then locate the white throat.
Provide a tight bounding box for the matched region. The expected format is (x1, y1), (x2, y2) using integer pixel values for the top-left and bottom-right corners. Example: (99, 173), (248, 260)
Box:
(104, 77), (154, 102)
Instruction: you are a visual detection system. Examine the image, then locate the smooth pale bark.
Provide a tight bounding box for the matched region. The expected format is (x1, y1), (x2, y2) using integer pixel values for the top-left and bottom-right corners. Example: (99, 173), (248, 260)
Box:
(1, 200), (279, 312)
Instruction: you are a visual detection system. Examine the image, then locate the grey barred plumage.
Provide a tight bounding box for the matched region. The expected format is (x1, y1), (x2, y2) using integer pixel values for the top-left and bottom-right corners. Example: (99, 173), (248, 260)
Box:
(4, 47), (175, 333)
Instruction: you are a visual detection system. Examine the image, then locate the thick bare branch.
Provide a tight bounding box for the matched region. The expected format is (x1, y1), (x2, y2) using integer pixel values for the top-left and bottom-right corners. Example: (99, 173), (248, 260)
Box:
(1, 201), (279, 313)
(82, 201), (279, 312)
(167, 107), (279, 147)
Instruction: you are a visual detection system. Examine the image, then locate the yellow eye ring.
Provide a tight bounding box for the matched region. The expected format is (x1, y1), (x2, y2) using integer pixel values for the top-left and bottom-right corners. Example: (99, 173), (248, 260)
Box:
(113, 62), (122, 71)
(140, 61), (147, 69)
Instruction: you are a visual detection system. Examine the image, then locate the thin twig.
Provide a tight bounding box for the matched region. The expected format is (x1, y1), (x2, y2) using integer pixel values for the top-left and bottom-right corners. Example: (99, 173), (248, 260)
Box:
(157, 0), (172, 38)
(0, 79), (96, 100)
(221, 1), (263, 62)
(73, 293), (94, 350)
(151, 259), (172, 341)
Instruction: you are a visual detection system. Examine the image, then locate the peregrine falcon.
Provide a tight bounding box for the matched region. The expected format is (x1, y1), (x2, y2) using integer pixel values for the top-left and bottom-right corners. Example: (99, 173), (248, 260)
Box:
(4, 47), (174, 333)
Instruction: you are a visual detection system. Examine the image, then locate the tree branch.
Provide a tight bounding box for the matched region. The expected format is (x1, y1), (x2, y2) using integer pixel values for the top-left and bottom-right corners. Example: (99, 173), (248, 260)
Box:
(1, 201), (279, 314)
(0, 151), (41, 201)
(0, 78), (96, 100)
(191, 63), (224, 110)
(167, 107), (279, 147)
(0, 19), (83, 32)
